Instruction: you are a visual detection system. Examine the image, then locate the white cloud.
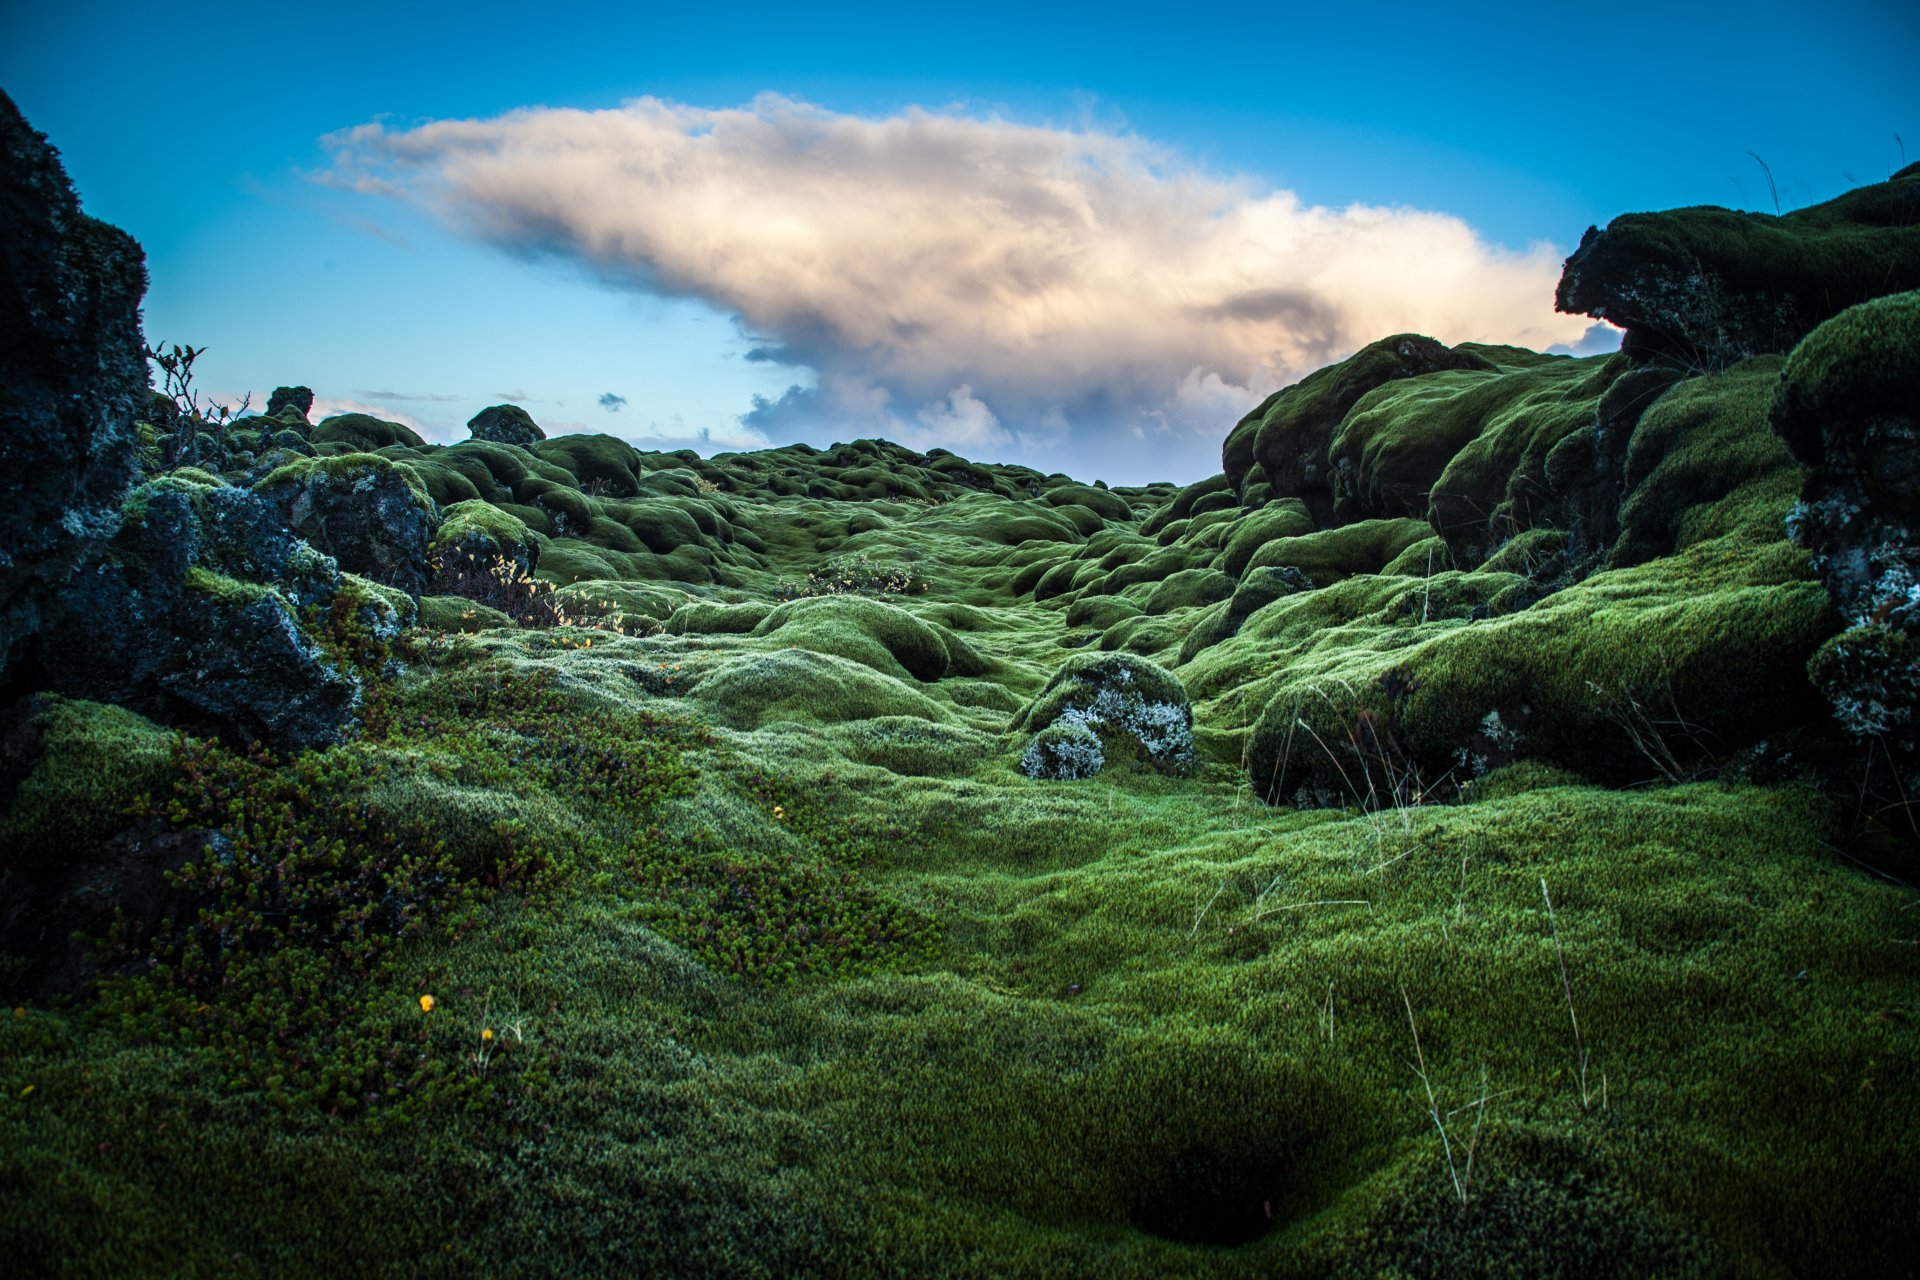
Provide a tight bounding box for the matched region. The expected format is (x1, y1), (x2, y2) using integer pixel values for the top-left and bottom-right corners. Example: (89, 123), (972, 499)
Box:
(325, 95), (1591, 480)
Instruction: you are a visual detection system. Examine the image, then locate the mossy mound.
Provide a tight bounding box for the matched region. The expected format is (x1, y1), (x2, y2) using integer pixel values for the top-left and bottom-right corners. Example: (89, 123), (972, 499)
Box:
(691, 648), (948, 728)
(754, 595), (956, 683)
(0, 697), (175, 871)
(310, 412), (427, 452)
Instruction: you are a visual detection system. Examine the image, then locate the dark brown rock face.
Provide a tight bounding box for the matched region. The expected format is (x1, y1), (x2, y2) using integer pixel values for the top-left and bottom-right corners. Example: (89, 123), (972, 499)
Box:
(0, 90), (147, 681)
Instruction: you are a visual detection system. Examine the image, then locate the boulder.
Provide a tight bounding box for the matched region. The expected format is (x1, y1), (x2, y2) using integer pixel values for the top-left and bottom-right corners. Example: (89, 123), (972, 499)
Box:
(1556, 164), (1920, 371)
(266, 385), (314, 422)
(34, 474), (371, 753)
(255, 454), (440, 597)
(0, 90), (147, 678)
(467, 403), (546, 447)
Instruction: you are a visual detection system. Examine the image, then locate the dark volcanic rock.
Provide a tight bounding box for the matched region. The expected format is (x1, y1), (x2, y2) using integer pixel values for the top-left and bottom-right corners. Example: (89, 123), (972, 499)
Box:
(467, 403), (547, 447)
(0, 90), (147, 680)
(255, 455), (440, 597)
(34, 474), (372, 753)
(1557, 164), (1920, 371)
(1230, 335), (1492, 524)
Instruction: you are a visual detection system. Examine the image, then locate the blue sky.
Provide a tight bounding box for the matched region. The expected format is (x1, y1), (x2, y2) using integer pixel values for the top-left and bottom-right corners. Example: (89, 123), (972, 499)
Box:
(4, 0), (1915, 484)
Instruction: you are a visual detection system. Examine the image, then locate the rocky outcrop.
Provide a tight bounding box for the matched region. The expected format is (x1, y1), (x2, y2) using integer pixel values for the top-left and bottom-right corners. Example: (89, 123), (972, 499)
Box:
(0, 90), (147, 681)
(467, 403), (546, 447)
(255, 454), (441, 597)
(33, 473), (381, 752)
(1557, 164), (1920, 371)
(1771, 291), (1920, 810)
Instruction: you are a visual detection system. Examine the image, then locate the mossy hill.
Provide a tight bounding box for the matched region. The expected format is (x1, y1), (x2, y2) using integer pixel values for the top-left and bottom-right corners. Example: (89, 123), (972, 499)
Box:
(3, 100), (1919, 1277)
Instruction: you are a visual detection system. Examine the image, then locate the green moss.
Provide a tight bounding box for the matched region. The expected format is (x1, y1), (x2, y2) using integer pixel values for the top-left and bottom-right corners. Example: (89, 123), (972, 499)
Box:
(1422, 353), (1625, 565)
(670, 600), (775, 634)
(690, 649), (948, 728)
(0, 699), (176, 870)
(1613, 357), (1799, 565)
(309, 413), (426, 452)
(1770, 289), (1920, 460)
(1142, 567), (1234, 615)
(1217, 499), (1316, 578)
(255, 452), (432, 507)
(419, 594), (516, 632)
(1243, 518), (1433, 585)
(755, 596), (954, 682)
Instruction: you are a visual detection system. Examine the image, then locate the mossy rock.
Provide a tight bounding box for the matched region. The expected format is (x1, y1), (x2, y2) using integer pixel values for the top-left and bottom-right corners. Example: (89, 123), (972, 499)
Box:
(1558, 163), (1920, 369)
(1142, 567), (1234, 615)
(754, 595), (952, 683)
(0, 698), (176, 871)
(669, 601), (774, 635)
(1217, 498), (1316, 578)
(1769, 288), (1920, 464)
(1244, 536), (1836, 804)
(1612, 356), (1799, 566)
(432, 499), (540, 576)
(690, 649), (947, 729)
(1242, 518), (1433, 585)
(1239, 335), (1492, 520)
(310, 413), (426, 452)
(465, 404), (546, 448)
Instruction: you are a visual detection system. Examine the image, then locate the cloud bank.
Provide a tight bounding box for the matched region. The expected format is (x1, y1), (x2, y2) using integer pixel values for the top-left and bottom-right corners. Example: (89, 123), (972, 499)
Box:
(324, 94), (1591, 482)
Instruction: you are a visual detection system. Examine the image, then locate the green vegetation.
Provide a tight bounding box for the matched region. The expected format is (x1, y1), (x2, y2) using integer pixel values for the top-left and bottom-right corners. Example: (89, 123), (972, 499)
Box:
(7, 212), (1920, 1278)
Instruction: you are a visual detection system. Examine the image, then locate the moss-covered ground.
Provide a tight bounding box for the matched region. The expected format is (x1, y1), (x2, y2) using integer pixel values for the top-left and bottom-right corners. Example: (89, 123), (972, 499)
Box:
(5, 340), (1917, 1277)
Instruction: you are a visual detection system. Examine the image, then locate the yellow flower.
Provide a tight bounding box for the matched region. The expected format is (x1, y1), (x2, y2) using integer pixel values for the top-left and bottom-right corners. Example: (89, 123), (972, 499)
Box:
(419, 994), (436, 1013)
(11, 1007), (22, 1020)
(482, 1028), (494, 1042)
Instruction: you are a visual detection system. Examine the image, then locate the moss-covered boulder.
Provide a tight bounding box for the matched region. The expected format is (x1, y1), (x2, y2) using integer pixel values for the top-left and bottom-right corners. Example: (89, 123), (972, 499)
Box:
(466, 403), (546, 448)
(311, 412), (426, 452)
(1011, 652), (1194, 774)
(256, 454), (440, 597)
(0, 90), (147, 679)
(265, 385), (314, 423)
(431, 499), (541, 579)
(1232, 335), (1492, 521)
(1018, 719), (1106, 780)
(753, 596), (953, 683)
(1556, 163), (1920, 370)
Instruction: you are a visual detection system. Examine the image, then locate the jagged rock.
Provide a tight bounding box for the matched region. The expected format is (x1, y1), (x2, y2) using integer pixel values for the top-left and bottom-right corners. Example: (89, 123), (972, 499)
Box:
(266, 385), (314, 422)
(1557, 164), (1920, 371)
(33, 474), (365, 753)
(254, 454), (440, 597)
(467, 403), (546, 447)
(0, 90), (147, 680)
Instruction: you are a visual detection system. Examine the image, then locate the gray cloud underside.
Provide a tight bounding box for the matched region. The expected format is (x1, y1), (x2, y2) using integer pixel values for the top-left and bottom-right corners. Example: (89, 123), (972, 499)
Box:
(324, 94), (1590, 482)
